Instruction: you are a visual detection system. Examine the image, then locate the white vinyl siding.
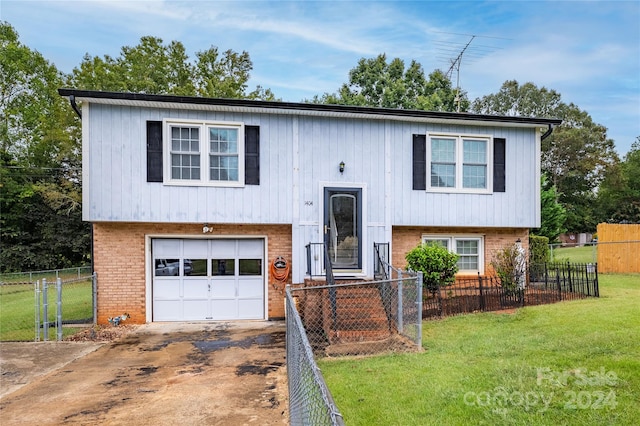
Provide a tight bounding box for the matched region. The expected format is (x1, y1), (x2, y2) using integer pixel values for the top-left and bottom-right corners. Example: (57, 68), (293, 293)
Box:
(84, 104), (539, 231)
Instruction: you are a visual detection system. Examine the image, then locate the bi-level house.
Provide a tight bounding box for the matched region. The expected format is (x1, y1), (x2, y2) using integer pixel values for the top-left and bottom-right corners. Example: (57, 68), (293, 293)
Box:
(58, 89), (561, 324)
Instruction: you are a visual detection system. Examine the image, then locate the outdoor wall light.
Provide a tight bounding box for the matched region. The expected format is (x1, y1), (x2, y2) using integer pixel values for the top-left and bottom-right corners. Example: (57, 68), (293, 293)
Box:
(339, 161), (345, 173)
(202, 224), (213, 233)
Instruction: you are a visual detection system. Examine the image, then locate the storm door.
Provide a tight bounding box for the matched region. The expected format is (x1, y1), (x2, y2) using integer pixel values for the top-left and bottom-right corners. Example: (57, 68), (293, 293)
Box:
(324, 188), (362, 270)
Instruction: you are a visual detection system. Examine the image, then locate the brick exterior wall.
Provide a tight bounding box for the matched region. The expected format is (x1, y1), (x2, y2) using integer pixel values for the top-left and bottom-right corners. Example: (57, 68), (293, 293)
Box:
(92, 222), (291, 324)
(392, 226), (530, 278)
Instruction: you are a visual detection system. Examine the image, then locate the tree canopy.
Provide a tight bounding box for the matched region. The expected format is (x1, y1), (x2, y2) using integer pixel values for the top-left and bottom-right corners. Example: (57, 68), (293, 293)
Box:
(70, 36), (277, 100)
(597, 137), (640, 223)
(0, 23), (277, 272)
(2, 21), (636, 272)
(472, 80), (620, 232)
(310, 54), (468, 112)
(1, 22), (88, 271)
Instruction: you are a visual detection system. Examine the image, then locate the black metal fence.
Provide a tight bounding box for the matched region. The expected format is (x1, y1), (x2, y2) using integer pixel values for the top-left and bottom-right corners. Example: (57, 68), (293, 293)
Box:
(423, 262), (599, 319)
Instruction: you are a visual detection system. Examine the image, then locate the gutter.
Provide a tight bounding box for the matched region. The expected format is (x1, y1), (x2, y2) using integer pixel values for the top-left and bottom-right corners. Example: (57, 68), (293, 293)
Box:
(58, 88), (563, 128)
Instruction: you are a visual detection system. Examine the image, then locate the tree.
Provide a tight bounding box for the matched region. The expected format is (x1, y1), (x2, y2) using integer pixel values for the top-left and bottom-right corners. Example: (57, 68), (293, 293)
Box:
(311, 54), (468, 111)
(70, 36), (277, 100)
(1, 25), (279, 272)
(1, 22), (88, 272)
(471, 80), (619, 232)
(534, 175), (567, 242)
(597, 137), (640, 223)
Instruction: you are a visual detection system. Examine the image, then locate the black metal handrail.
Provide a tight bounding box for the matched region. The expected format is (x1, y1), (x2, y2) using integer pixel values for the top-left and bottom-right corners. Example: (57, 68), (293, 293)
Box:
(305, 242), (325, 278)
(373, 242), (390, 280)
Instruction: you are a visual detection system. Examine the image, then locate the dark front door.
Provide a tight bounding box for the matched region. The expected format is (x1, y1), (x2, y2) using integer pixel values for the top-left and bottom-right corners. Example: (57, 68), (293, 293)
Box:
(324, 188), (362, 270)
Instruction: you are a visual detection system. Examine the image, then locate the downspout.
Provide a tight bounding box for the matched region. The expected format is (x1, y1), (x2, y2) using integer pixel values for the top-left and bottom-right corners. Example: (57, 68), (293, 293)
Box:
(541, 123), (555, 141)
(69, 95), (82, 118)
(66, 95), (91, 278)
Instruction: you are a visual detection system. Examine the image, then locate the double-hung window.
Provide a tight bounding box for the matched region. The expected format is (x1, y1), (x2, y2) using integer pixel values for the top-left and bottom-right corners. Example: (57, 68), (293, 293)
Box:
(422, 235), (485, 275)
(428, 134), (492, 193)
(165, 120), (244, 186)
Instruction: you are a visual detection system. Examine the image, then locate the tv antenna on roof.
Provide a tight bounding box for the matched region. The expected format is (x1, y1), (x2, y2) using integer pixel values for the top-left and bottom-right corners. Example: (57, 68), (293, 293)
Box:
(434, 32), (510, 112)
(447, 35), (475, 112)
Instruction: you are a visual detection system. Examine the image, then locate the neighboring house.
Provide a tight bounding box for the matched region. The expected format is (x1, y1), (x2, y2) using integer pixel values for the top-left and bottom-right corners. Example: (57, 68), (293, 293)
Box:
(58, 89), (561, 324)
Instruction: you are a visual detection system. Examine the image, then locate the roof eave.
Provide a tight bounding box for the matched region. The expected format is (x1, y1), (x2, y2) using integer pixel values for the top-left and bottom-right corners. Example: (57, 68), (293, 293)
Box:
(58, 88), (563, 128)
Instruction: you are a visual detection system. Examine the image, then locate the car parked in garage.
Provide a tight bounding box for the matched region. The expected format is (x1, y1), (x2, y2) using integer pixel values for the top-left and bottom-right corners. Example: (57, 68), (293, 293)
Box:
(155, 259), (192, 276)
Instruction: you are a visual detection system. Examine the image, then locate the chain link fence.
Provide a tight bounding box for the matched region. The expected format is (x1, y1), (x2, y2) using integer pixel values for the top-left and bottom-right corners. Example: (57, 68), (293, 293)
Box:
(285, 270), (422, 424)
(286, 287), (345, 426)
(0, 267), (95, 341)
(291, 271), (423, 357)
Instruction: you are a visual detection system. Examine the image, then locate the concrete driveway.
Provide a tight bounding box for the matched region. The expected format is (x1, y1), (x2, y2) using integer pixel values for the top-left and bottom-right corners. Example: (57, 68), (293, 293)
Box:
(0, 321), (288, 425)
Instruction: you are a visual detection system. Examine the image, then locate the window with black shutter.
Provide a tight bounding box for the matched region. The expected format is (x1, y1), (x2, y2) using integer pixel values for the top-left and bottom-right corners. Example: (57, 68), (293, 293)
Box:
(147, 121), (163, 182)
(412, 134), (426, 190)
(413, 133), (502, 193)
(245, 125), (260, 185)
(146, 120), (260, 186)
(493, 138), (506, 192)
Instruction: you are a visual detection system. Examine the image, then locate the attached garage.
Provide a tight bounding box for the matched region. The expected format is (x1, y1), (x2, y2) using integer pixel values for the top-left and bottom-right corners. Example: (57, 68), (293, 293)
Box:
(152, 238), (266, 321)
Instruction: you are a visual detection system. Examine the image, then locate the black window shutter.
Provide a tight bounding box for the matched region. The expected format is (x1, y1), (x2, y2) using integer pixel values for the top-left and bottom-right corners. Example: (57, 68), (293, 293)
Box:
(245, 125), (260, 185)
(493, 138), (506, 192)
(147, 121), (163, 182)
(412, 134), (426, 190)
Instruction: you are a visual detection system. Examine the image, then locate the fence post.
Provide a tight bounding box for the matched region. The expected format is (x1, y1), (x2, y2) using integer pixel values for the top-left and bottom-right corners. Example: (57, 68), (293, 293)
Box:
(34, 280), (41, 342)
(93, 273), (98, 325)
(478, 273), (485, 311)
(556, 269), (562, 302)
(544, 263), (549, 290)
(567, 261), (573, 293)
(43, 278), (49, 341)
(397, 271), (404, 333)
(56, 277), (63, 341)
(417, 272), (423, 349)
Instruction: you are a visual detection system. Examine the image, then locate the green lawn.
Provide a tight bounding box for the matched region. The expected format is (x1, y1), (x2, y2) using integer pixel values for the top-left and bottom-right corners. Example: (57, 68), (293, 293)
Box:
(0, 280), (93, 341)
(319, 274), (640, 425)
(551, 245), (598, 264)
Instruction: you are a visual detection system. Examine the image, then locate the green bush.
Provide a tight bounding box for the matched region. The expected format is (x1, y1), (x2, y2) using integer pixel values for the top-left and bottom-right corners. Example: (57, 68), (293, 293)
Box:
(491, 242), (527, 294)
(529, 234), (550, 264)
(405, 243), (458, 294)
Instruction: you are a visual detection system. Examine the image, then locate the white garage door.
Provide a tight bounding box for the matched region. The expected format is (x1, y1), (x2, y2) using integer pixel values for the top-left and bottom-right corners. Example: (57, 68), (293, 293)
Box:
(152, 238), (265, 321)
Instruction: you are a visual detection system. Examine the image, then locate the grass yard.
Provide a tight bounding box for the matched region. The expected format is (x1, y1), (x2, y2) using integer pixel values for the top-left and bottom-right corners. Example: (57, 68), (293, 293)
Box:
(0, 280), (93, 341)
(319, 274), (640, 425)
(551, 245), (598, 264)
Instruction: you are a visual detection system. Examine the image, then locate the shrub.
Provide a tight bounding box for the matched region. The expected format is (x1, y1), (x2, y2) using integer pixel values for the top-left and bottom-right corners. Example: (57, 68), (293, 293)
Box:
(529, 234), (550, 264)
(491, 241), (527, 294)
(405, 243), (458, 294)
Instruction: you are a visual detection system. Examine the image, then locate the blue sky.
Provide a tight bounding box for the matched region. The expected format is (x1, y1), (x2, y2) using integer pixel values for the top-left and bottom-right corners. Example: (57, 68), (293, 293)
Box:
(2, 0), (638, 155)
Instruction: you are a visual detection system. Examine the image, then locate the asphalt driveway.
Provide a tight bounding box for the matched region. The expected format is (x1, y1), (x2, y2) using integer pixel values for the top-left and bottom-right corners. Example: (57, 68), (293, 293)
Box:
(0, 321), (288, 425)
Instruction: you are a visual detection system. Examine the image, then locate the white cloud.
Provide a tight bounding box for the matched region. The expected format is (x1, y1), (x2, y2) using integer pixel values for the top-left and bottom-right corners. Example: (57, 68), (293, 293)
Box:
(2, 0), (637, 153)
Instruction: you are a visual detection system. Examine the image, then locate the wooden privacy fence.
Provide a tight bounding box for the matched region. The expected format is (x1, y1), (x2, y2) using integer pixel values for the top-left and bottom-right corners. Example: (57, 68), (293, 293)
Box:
(597, 223), (640, 273)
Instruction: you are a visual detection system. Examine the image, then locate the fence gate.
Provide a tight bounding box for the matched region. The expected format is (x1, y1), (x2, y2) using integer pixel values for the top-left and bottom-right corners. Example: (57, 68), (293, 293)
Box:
(0, 268), (95, 342)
